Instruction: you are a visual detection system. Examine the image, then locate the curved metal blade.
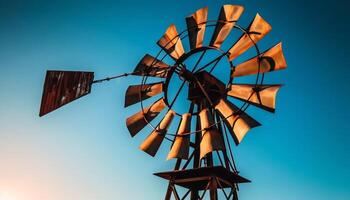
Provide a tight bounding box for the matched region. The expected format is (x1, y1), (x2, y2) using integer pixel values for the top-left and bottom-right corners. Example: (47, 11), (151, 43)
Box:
(227, 84), (282, 112)
(167, 113), (191, 160)
(186, 6), (208, 50)
(157, 24), (185, 60)
(124, 82), (163, 107)
(199, 108), (225, 159)
(140, 110), (176, 157)
(228, 13), (272, 61)
(39, 70), (94, 117)
(210, 5), (244, 48)
(215, 98), (260, 145)
(133, 54), (170, 78)
(126, 98), (166, 137)
(233, 42), (287, 77)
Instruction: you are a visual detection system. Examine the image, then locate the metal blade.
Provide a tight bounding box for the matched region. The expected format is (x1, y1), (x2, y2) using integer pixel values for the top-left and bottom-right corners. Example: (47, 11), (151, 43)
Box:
(228, 13), (272, 61)
(133, 54), (170, 78)
(199, 108), (225, 159)
(167, 113), (191, 160)
(233, 42), (287, 77)
(186, 6), (208, 50)
(210, 5), (244, 48)
(126, 98), (166, 137)
(140, 110), (176, 157)
(215, 98), (260, 145)
(227, 84), (281, 112)
(39, 70), (94, 117)
(157, 24), (185, 60)
(124, 82), (163, 107)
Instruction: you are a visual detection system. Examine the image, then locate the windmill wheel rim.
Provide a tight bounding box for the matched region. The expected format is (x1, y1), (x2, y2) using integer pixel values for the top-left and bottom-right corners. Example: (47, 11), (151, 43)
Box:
(138, 22), (265, 136)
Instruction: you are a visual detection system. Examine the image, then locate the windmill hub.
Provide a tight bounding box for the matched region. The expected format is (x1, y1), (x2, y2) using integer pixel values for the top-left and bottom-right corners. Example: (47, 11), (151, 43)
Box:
(187, 70), (226, 105)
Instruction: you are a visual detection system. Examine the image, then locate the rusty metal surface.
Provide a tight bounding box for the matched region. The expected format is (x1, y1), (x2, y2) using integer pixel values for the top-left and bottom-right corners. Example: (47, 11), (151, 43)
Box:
(154, 166), (250, 190)
(210, 5), (244, 48)
(215, 98), (260, 145)
(157, 24), (185, 60)
(124, 82), (163, 107)
(228, 13), (272, 61)
(126, 98), (166, 137)
(140, 110), (175, 157)
(133, 54), (169, 78)
(199, 108), (225, 159)
(186, 7), (208, 50)
(233, 42), (287, 77)
(228, 84), (282, 112)
(167, 113), (191, 160)
(39, 70), (94, 117)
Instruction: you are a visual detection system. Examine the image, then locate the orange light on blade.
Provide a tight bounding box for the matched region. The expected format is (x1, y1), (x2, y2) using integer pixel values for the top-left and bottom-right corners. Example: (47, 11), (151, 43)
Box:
(215, 98), (260, 145)
(133, 54), (170, 78)
(233, 42), (287, 77)
(126, 98), (166, 137)
(39, 70), (94, 117)
(124, 82), (163, 107)
(199, 108), (225, 159)
(228, 13), (272, 61)
(167, 113), (191, 160)
(140, 110), (175, 157)
(186, 7), (208, 50)
(228, 84), (281, 112)
(210, 5), (244, 48)
(157, 24), (185, 60)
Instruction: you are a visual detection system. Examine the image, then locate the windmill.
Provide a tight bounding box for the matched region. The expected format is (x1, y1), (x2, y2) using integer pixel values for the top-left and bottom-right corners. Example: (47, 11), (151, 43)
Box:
(39, 4), (287, 200)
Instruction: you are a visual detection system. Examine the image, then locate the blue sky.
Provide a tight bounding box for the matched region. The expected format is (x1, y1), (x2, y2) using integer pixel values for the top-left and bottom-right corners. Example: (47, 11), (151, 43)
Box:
(0, 0), (349, 200)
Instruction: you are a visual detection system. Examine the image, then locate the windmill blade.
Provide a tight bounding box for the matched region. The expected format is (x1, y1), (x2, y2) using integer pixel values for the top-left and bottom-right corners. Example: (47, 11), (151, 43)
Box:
(186, 6), (208, 50)
(167, 113), (191, 160)
(228, 84), (282, 112)
(233, 42), (287, 77)
(133, 54), (170, 78)
(140, 110), (176, 157)
(124, 82), (164, 107)
(215, 98), (260, 145)
(39, 70), (94, 117)
(199, 108), (225, 159)
(126, 98), (166, 137)
(228, 13), (272, 61)
(210, 5), (244, 48)
(157, 24), (185, 60)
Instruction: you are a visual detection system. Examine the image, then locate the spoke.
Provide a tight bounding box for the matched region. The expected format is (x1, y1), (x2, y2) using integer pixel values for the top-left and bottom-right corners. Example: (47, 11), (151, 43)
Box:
(208, 55), (224, 73)
(195, 53), (226, 72)
(191, 50), (207, 72)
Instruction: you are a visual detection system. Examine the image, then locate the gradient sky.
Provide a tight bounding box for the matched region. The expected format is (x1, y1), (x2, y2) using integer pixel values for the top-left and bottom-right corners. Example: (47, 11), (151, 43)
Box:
(0, 0), (349, 200)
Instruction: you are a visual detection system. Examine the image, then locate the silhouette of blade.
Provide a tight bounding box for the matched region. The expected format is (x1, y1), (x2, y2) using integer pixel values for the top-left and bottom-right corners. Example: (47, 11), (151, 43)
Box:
(167, 113), (191, 160)
(39, 70), (94, 117)
(210, 5), (244, 48)
(126, 98), (166, 137)
(157, 24), (185, 60)
(233, 43), (287, 77)
(124, 82), (163, 107)
(140, 110), (176, 157)
(228, 84), (281, 112)
(215, 99), (260, 145)
(186, 7), (208, 50)
(228, 13), (272, 61)
(199, 108), (225, 159)
(133, 54), (170, 78)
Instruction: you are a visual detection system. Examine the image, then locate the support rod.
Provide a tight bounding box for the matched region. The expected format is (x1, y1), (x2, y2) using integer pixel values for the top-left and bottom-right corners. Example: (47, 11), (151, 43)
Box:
(92, 72), (135, 84)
